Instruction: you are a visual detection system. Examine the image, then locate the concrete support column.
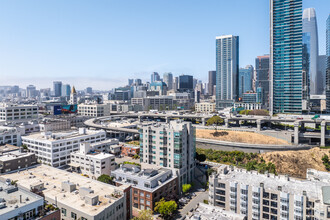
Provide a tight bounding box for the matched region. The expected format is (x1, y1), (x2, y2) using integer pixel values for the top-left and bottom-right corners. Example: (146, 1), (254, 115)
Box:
(301, 122), (305, 131)
(166, 117), (170, 123)
(256, 120), (261, 131)
(225, 119), (229, 128)
(321, 121), (326, 147)
(236, 120), (240, 126)
(202, 118), (206, 126)
(138, 116), (142, 122)
(294, 121), (300, 145)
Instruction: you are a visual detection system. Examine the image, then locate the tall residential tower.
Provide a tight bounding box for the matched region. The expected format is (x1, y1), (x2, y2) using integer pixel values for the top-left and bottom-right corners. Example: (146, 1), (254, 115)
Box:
(216, 35), (239, 109)
(270, 0), (303, 114)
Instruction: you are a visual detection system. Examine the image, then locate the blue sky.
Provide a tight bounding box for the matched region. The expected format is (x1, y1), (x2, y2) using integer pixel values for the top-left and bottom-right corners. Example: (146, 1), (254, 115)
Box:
(0, 0), (329, 90)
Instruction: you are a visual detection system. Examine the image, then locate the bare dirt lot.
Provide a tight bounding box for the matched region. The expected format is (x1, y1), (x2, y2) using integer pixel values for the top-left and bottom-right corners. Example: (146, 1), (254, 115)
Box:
(196, 129), (289, 145)
(262, 147), (330, 178)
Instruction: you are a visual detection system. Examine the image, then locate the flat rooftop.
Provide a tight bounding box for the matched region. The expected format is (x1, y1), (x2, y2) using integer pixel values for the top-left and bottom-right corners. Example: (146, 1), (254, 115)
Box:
(2, 165), (130, 216)
(0, 150), (34, 162)
(0, 180), (43, 216)
(215, 166), (330, 203)
(0, 145), (19, 154)
(22, 129), (105, 141)
(111, 163), (176, 192)
(188, 203), (245, 220)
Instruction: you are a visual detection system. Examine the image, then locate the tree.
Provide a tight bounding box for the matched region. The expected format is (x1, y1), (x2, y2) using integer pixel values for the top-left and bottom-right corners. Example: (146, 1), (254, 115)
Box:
(97, 174), (114, 185)
(132, 209), (153, 220)
(195, 152), (206, 162)
(154, 198), (177, 219)
(206, 116), (224, 126)
(182, 184), (192, 194)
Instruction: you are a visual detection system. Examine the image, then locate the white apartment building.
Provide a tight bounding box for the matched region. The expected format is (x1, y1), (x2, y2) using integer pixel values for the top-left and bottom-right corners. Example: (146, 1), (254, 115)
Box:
(209, 165), (330, 220)
(139, 120), (195, 187)
(3, 165), (132, 220)
(78, 103), (110, 117)
(0, 179), (44, 220)
(70, 142), (116, 179)
(195, 102), (216, 113)
(0, 126), (21, 146)
(0, 103), (38, 123)
(22, 128), (107, 168)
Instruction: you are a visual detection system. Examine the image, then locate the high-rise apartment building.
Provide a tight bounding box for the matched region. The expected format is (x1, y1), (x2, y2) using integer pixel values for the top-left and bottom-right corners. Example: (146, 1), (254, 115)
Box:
(255, 55), (270, 108)
(270, 0), (303, 114)
(326, 15), (330, 111)
(303, 8), (320, 96)
(128, 79), (134, 86)
(163, 72), (173, 90)
(208, 71), (216, 96)
(238, 65), (253, 99)
(151, 72), (160, 83)
(53, 81), (62, 97)
(216, 35), (239, 109)
(139, 121), (195, 187)
(86, 87), (93, 94)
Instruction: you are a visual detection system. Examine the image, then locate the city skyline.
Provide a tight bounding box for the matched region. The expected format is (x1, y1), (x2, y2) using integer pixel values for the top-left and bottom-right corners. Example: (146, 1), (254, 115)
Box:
(0, 0), (329, 90)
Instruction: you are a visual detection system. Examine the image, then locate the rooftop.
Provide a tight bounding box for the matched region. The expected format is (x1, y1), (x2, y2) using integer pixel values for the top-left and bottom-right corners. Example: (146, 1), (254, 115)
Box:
(213, 165), (330, 204)
(111, 164), (176, 192)
(22, 128), (105, 141)
(0, 150), (35, 162)
(2, 165), (130, 216)
(0, 145), (19, 154)
(188, 203), (245, 220)
(0, 179), (43, 216)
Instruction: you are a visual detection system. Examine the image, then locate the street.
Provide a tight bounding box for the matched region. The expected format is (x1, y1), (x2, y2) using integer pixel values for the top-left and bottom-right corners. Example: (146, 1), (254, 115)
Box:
(175, 190), (209, 219)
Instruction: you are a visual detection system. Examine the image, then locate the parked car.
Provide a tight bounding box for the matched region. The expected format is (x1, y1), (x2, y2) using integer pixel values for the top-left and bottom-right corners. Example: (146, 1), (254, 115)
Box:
(288, 129), (294, 132)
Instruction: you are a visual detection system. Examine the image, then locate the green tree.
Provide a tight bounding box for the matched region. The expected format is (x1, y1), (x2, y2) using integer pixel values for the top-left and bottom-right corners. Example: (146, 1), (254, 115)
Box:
(154, 198), (177, 219)
(206, 116), (224, 126)
(182, 184), (192, 194)
(132, 209), (153, 220)
(97, 174), (114, 185)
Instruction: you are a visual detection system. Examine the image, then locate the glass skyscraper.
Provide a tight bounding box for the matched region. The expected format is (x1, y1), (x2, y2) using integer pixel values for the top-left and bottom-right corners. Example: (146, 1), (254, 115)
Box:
(255, 55), (270, 109)
(216, 35), (239, 109)
(238, 65), (253, 99)
(270, 0), (303, 114)
(303, 8), (320, 96)
(53, 81), (62, 97)
(326, 15), (330, 110)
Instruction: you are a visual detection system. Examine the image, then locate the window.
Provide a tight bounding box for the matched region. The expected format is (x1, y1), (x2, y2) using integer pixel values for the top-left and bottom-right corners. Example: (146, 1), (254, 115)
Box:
(71, 212), (77, 220)
(61, 208), (67, 216)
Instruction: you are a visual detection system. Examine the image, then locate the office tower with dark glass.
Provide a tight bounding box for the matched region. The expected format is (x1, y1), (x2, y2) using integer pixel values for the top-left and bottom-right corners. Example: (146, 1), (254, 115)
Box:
(208, 71), (216, 96)
(270, 0), (303, 114)
(163, 72), (173, 90)
(53, 81), (62, 97)
(238, 65), (253, 99)
(326, 15), (330, 111)
(303, 8), (320, 96)
(255, 55), (270, 108)
(151, 72), (160, 83)
(178, 75), (193, 92)
(216, 35), (239, 109)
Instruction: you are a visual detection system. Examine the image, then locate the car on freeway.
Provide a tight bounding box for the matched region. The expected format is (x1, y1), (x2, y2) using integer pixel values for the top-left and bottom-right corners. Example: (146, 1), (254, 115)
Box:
(275, 128), (281, 131)
(288, 129), (294, 132)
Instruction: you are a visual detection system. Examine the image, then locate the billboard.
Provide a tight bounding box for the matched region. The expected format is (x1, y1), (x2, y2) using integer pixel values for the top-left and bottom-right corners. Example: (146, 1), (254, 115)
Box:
(53, 105), (77, 115)
(54, 105), (62, 115)
(62, 105), (78, 114)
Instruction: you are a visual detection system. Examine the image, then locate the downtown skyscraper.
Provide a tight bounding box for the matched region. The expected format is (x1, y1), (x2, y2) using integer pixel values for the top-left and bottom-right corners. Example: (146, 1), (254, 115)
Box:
(215, 35), (239, 109)
(326, 15), (330, 110)
(255, 55), (270, 109)
(270, 0), (303, 114)
(303, 8), (320, 96)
